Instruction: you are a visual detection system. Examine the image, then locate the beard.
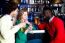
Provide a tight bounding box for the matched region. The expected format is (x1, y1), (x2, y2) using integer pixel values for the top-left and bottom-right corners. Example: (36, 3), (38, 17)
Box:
(44, 17), (50, 23)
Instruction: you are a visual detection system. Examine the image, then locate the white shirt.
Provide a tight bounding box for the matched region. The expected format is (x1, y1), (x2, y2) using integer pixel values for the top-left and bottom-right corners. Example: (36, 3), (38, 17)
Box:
(0, 15), (21, 43)
(49, 16), (55, 22)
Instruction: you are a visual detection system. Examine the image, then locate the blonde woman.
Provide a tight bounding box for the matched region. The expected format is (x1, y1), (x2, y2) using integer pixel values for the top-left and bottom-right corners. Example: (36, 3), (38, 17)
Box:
(15, 8), (36, 43)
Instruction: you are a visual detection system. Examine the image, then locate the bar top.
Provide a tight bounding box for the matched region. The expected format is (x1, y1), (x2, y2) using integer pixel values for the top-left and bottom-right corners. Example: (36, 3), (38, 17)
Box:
(28, 30), (45, 33)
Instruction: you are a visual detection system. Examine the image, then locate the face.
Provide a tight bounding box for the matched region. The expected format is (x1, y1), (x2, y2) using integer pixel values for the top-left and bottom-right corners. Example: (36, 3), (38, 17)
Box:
(22, 11), (28, 20)
(12, 8), (19, 17)
(44, 10), (52, 18)
(43, 10), (52, 23)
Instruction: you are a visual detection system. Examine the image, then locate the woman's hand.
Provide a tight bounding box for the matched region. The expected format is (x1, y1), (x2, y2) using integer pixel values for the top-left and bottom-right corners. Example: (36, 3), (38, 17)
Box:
(19, 22), (26, 28)
(24, 26), (33, 35)
(24, 23), (33, 35)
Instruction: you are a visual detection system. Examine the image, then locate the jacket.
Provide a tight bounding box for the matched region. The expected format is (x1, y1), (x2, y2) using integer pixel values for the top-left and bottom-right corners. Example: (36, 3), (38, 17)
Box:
(0, 15), (21, 43)
(38, 16), (65, 43)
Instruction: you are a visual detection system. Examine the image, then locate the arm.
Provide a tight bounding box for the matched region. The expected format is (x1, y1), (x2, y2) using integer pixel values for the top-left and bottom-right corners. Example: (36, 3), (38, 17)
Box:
(0, 16), (12, 39)
(1, 16), (26, 37)
(50, 20), (64, 43)
(11, 23), (25, 34)
(38, 23), (46, 30)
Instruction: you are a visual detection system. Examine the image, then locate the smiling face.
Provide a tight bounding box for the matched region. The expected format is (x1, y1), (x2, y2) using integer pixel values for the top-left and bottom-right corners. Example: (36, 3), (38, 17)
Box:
(22, 11), (28, 20)
(42, 7), (53, 23)
(44, 10), (52, 19)
(17, 8), (28, 23)
(18, 8), (28, 22)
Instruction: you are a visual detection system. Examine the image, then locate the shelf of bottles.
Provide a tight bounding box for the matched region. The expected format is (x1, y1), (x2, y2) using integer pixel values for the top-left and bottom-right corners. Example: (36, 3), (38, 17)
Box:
(50, 3), (63, 16)
(49, 0), (64, 16)
(27, 0), (51, 25)
(28, 0), (65, 24)
(0, 0), (65, 23)
(28, 0), (50, 13)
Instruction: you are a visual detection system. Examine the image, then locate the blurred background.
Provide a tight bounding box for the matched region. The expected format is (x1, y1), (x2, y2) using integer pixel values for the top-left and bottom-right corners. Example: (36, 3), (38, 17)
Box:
(0, 0), (65, 43)
(0, 0), (65, 24)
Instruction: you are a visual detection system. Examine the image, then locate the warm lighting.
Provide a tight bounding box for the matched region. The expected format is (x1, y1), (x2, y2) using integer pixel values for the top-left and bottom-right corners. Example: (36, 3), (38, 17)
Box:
(34, 17), (40, 25)
(11, 0), (21, 4)
(50, 0), (63, 4)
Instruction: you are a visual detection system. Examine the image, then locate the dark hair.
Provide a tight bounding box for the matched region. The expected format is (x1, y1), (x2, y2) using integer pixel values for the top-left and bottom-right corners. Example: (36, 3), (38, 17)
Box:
(42, 6), (54, 16)
(5, 0), (20, 14)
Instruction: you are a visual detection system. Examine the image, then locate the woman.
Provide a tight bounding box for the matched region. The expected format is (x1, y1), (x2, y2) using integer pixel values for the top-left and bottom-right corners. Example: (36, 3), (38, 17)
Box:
(15, 8), (36, 43)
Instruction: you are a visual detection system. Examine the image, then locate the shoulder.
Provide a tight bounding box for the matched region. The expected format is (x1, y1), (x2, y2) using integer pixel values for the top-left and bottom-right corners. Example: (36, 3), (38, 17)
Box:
(0, 15), (12, 23)
(54, 17), (63, 22)
(53, 17), (64, 25)
(1, 15), (11, 20)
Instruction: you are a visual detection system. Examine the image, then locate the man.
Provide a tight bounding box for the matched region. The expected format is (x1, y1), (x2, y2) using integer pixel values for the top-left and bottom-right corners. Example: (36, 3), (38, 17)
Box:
(38, 7), (65, 43)
(0, 1), (26, 43)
